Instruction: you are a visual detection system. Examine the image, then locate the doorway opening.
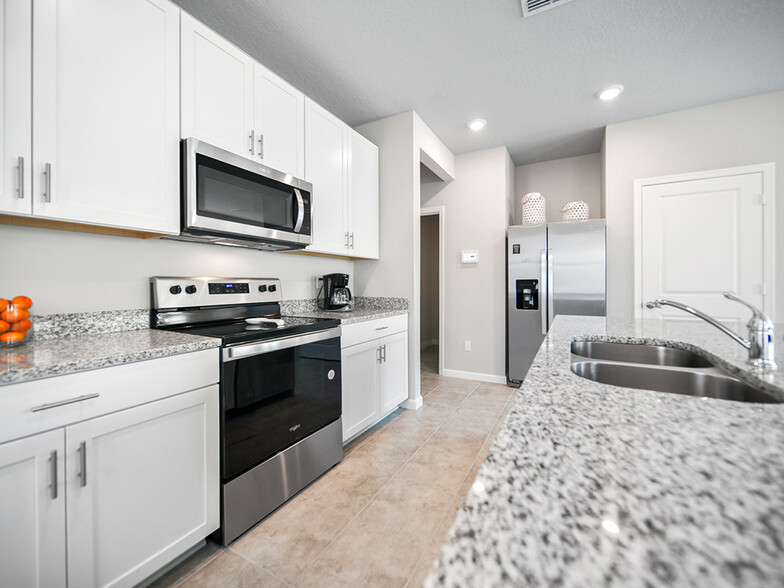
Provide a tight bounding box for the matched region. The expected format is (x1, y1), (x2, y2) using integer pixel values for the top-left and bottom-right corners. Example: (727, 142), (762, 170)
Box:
(420, 206), (445, 374)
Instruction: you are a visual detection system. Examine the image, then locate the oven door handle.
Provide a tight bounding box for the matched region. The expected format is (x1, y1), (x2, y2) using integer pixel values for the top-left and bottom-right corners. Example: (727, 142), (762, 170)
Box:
(223, 327), (342, 361)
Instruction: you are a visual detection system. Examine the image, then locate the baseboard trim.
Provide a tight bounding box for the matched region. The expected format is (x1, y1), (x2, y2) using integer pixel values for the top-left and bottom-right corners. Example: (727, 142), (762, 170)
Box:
(400, 396), (423, 410)
(441, 368), (506, 385)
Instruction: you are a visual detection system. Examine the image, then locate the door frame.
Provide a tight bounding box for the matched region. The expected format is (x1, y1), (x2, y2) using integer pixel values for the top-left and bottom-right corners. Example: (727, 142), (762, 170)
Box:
(633, 163), (776, 318)
(420, 206), (445, 375)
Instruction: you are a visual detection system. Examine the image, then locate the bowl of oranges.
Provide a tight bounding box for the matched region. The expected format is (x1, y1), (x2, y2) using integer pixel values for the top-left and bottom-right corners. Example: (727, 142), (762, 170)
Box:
(1, 296), (33, 346)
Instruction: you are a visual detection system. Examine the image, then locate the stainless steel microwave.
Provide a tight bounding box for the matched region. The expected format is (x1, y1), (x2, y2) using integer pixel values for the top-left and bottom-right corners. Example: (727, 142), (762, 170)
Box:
(178, 138), (312, 251)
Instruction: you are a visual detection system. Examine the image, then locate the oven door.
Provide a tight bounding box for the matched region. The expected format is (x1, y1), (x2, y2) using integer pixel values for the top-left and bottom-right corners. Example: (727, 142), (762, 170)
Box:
(182, 138), (312, 245)
(220, 328), (341, 481)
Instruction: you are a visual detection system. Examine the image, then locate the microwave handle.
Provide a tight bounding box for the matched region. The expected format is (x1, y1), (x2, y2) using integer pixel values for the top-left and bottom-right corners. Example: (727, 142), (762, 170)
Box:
(293, 188), (305, 232)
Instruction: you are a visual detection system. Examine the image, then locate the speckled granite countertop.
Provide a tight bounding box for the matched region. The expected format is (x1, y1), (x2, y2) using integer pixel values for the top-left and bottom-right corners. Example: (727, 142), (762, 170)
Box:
(427, 316), (784, 587)
(0, 329), (220, 386)
(281, 296), (409, 324)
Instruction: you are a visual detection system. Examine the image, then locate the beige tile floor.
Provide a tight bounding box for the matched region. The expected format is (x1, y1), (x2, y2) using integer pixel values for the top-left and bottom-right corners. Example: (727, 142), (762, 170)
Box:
(151, 373), (515, 588)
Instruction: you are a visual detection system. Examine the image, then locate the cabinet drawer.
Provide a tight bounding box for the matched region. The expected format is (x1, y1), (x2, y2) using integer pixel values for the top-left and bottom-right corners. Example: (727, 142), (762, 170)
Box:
(341, 314), (408, 348)
(0, 349), (218, 444)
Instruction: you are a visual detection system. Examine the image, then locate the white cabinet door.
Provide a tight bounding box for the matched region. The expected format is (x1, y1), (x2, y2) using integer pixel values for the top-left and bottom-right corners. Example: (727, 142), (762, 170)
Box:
(0, 429), (66, 588)
(305, 98), (348, 254)
(254, 63), (305, 178)
(181, 12), (255, 158)
(32, 0), (180, 233)
(378, 330), (408, 416)
(66, 386), (219, 588)
(347, 130), (379, 259)
(0, 0), (32, 216)
(341, 340), (380, 442)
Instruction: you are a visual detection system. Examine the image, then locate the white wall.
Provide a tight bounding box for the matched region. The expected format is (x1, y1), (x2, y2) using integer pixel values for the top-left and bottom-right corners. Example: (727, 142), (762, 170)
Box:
(514, 153), (602, 225)
(355, 111), (455, 405)
(422, 146), (512, 382)
(604, 90), (784, 319)
(420, 214), (439, 345)
(0, 225), (353, 314)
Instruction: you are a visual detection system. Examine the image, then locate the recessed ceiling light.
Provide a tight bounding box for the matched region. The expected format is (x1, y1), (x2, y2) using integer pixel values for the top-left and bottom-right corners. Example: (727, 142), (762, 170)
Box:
(468, 118), (487, 131)
(597, 85), (624, 101)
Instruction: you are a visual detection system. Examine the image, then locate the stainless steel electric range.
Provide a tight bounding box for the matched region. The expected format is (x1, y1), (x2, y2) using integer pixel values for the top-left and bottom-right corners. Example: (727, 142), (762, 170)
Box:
(150, 276), (343, 545)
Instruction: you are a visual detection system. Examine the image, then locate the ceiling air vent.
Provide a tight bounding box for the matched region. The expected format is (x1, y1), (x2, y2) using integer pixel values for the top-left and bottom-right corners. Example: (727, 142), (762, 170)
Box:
(522, 0), (575, 18)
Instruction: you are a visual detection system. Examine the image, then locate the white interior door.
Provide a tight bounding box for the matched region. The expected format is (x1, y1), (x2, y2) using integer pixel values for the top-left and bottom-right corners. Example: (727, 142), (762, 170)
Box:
(638, 167), (773, 324)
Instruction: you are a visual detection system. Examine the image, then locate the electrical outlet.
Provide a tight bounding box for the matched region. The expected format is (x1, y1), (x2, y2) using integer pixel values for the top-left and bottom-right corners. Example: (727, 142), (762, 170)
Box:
(464, 340), (471, 351)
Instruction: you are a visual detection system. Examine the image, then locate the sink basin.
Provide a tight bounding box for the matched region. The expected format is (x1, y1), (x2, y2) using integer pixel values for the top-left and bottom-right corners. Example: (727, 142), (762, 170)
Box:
(570, 360), (781, 404)
(571, 340), (714, 368)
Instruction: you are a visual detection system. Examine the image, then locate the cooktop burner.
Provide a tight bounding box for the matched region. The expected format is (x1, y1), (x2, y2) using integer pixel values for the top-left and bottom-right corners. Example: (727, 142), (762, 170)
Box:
(169, 315), (340, 345)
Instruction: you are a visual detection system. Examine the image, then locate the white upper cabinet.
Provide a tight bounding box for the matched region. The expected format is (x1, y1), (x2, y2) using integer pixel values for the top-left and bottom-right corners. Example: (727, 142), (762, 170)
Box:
(254, 63), (305, 178)
(305, 98), (349, 254)
(181, 12), (254, 157)
(305, 99), (379, 258)
(182, 15), (305, 178)
(31, 0), (180, 233)
(348, 129), (379, 259)
(0, 0), (32, 216)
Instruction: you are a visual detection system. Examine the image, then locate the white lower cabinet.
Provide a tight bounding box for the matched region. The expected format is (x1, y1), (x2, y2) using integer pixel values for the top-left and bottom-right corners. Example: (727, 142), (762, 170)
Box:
(0, 349), (220, 588)
(341, 315), (409, 443)
(0, 429), (66, 588)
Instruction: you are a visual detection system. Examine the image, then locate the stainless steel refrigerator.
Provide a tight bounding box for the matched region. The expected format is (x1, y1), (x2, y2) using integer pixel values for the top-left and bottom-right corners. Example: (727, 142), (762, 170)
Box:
(507, 219), (606, 384)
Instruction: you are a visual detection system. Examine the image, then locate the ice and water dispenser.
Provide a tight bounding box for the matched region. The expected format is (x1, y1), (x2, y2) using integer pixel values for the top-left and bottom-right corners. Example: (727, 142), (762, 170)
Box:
(516, 279), (539, 310)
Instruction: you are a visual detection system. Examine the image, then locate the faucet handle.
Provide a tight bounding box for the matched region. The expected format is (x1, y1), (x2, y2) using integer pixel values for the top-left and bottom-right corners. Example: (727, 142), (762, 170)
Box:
(722, 292), (773, 326)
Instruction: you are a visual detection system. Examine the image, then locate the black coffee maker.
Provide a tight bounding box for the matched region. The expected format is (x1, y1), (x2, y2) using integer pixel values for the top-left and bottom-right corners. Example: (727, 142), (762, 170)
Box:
(318, 273), (353, 311)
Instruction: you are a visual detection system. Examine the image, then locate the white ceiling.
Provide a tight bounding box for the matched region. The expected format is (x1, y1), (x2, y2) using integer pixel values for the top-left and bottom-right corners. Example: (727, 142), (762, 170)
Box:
(171, 0), (784, 165)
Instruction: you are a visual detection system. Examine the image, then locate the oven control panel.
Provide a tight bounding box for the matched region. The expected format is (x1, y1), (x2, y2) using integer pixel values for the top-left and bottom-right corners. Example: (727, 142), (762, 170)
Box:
(151, 277), (282, 309)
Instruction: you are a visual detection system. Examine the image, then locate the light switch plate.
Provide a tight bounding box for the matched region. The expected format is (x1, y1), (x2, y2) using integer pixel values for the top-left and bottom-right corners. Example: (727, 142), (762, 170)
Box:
(460, 250), (479, 264)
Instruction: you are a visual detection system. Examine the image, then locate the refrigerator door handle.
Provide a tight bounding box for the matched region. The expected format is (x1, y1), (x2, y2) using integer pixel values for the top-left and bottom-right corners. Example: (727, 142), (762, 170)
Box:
(547, 248), (554, 330)
(540, 249), (548, 334)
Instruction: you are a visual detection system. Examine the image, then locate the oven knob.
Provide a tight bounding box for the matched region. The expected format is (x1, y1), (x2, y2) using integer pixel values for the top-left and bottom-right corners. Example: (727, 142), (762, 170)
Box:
(258, 285), (268, 293)
(327, 369), (336, 380)
(169, 285), (182, 295)
(268, 285), (277, 292)
(185, 285), (197, 294)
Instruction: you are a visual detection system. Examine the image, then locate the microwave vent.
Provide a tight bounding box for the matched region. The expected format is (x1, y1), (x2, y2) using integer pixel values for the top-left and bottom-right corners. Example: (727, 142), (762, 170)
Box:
(521, 0), (574, 18)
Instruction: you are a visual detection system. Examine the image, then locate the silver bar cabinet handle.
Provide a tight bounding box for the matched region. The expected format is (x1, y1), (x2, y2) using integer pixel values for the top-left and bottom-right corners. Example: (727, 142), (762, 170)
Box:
(375, 326), (388, 331)
(43, 163), (52, 202)
(78, 441), (87, 487)
(17, 156), (24, 199)
(50, 450), (58, 499)
(31, 393), (99, 412)
(344, 232), (349, 248)
(248, 130), (255, 155)
(258, 134), (264, 159)
(350, 232), (354, 249)
(382, 344), (387, 363)
(376, 346), (382, 364)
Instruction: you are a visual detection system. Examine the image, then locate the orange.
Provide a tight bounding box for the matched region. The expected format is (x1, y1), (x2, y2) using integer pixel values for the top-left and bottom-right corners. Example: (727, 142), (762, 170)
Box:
(0, 320), (8, 334)
(11, 296), (32, 310)
(10, 319), (32, 333)
(0, 298), (8, 311)
(1, 307), (29, 323)
(0, 331), (24, 343)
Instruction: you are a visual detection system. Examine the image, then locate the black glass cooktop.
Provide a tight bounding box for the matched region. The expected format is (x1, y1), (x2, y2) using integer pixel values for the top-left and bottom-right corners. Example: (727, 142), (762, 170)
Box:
(166, 315), (341, 345)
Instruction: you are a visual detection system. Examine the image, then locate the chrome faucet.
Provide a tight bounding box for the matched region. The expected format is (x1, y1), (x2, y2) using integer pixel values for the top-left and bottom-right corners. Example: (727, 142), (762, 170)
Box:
(646, 292), (777, 371)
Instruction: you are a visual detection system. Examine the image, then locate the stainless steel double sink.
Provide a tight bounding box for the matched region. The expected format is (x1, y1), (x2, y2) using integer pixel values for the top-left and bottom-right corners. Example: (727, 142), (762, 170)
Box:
(570, 341), (781, 404)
